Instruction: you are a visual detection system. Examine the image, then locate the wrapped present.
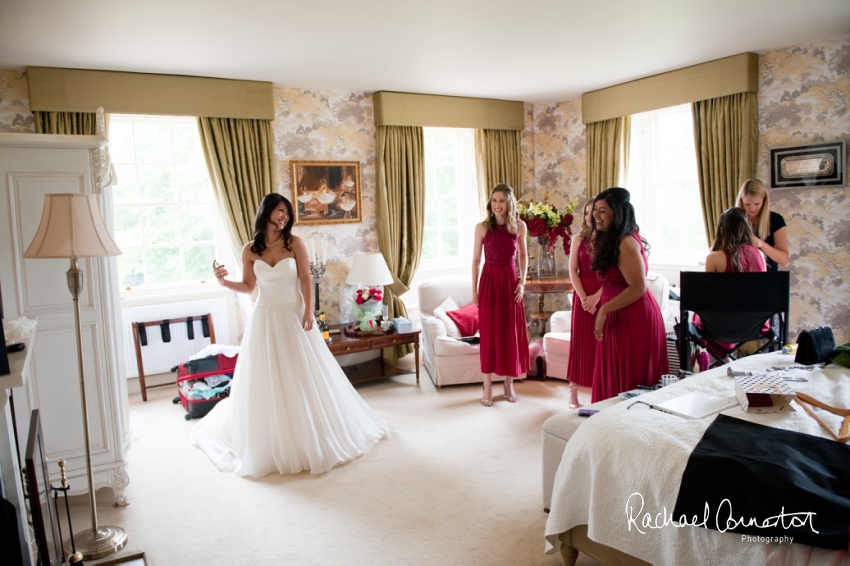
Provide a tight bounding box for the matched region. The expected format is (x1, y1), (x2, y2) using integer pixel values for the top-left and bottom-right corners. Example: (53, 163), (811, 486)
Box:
(393, 317), (413, 333)
(734, 374), (795, 413)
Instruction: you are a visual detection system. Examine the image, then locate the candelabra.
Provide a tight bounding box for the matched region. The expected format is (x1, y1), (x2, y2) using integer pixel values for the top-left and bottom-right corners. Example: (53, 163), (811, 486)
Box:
(309, 260), (326, 313)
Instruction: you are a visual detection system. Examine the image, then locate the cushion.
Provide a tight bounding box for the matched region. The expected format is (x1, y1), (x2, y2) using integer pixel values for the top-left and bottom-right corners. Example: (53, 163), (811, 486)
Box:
(433, 297), (460, 338)
(445, 303), (479, 337)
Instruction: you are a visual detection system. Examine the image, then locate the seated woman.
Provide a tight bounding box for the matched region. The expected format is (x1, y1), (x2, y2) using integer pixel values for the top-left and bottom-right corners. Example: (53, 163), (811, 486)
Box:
(695, 207), (768, 357)
(705, 207), (766, 273)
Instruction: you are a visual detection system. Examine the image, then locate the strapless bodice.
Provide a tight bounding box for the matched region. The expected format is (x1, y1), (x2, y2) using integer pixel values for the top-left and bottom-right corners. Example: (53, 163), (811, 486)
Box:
(253, 258), (302, 306)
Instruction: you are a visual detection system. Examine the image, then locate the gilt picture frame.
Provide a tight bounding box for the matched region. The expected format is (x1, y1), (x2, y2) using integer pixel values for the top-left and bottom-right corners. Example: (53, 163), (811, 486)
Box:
(770, 141), (845, 189)
(291, 161), (362, 225)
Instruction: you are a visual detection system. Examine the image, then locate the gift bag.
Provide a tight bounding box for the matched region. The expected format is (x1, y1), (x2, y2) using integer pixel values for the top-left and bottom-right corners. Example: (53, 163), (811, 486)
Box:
(795, 327), (835, 365)
(734, 374), (795, 413)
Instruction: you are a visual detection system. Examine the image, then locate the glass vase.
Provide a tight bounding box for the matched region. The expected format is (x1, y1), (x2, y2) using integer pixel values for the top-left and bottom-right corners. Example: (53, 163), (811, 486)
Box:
(537, 236), (558, 278)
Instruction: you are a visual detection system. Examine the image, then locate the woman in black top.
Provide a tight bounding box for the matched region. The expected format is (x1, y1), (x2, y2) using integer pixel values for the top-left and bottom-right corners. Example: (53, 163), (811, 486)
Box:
(736, 179), (789, 271)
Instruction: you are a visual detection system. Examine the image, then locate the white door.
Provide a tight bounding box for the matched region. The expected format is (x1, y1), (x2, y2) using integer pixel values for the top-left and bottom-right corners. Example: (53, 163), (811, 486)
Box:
(0, 133), (129, 503)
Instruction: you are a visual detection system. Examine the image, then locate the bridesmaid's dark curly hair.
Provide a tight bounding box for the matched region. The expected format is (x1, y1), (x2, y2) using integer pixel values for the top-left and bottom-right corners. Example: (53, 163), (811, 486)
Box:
(251, 194), (294, 255)
(591, 187), (648, 273)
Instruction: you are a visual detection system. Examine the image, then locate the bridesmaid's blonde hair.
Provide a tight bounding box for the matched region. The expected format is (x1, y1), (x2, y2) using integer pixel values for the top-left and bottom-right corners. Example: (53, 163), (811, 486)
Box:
(484, 184), (519, 234)
(736, 179), (770, 240)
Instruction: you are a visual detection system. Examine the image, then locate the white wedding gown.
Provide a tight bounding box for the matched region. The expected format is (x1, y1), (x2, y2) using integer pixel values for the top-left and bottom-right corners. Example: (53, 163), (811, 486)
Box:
(190, 257), (390, 477)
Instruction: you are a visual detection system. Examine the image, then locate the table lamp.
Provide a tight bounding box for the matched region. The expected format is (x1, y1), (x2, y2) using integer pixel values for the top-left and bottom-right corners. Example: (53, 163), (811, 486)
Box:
(345, 253), (394, 328)
(24, 193), (127, 560)
(345, 252), (394, 288)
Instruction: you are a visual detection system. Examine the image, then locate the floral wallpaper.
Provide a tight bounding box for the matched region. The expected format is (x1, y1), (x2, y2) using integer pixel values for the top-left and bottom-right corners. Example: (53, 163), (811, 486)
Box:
(0, 68), (34, 132)
(272, 88), (379, 325)
(526, 98), (587, 313)
(756, 34), (850, 343)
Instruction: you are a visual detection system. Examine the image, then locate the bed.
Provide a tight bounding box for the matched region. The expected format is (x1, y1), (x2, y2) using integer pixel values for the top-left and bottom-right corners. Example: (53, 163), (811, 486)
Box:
(544, 351), (850, 565)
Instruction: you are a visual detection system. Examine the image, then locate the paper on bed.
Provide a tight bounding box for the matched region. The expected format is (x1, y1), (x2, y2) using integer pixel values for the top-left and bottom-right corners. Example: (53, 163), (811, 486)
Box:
(734, 373), (796, 413)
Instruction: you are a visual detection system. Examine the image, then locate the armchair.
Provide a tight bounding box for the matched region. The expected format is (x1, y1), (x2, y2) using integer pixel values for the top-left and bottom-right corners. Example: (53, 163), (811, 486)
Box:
(418, 274), (488, 387)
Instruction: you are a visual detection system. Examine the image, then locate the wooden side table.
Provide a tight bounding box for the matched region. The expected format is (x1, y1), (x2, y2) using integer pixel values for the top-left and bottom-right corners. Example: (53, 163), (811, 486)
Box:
(524, 277), (574, 336)
(326, 324), (420, 385)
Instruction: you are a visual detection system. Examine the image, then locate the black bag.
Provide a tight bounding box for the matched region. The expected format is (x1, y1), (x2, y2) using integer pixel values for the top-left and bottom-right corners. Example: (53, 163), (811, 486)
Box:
(795, 327), (835, 365)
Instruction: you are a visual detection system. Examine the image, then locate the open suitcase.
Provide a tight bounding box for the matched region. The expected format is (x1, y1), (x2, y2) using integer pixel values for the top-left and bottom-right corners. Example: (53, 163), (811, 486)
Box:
(171, 353), (238, 420)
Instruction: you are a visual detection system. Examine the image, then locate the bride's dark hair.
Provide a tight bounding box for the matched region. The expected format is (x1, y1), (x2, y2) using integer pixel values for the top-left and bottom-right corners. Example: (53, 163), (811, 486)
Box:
(591, 187), (648, 272)
(251, 194), (294, 255)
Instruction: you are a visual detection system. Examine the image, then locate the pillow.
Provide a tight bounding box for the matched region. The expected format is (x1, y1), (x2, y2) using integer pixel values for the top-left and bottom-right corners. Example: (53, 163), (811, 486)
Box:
(433, 297), (461, 338)
(445, 303), (479, 338)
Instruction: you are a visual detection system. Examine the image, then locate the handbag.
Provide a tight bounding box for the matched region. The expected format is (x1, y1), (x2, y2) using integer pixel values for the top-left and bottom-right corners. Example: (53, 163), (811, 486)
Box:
(795, 327), (835, 365)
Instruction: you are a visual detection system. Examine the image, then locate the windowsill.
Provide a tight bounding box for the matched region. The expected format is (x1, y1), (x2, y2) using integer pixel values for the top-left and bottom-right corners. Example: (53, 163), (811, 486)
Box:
(120, 281), (229, 308)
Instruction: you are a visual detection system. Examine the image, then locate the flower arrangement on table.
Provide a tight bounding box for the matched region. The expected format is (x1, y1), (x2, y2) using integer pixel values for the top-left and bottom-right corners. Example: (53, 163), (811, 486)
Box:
(352, 286), (384, 331)
(518, 196), (579, 278)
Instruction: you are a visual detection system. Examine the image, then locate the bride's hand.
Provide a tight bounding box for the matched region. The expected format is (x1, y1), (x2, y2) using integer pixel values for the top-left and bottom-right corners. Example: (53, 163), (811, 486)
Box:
(212, 260), (228, 286)
(301, 309), (314, 331)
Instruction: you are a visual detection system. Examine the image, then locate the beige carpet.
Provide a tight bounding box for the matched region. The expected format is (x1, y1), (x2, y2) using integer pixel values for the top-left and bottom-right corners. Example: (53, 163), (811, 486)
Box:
(71, 357), (597, 565)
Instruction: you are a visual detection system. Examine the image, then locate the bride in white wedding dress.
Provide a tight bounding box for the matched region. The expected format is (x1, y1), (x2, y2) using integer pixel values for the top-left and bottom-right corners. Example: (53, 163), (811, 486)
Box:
(190, 194), (389, 477)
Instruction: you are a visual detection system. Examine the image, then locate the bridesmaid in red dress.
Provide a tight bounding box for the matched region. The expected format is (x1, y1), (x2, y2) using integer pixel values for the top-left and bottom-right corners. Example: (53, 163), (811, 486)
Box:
(566, 199), (601, 409)
(590, 187), (668, 402)
(472, 184), (529, 407)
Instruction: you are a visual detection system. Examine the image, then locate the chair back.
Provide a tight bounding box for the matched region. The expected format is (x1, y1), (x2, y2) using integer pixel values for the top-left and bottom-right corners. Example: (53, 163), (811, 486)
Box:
(418, 274), (474, 315)
(679, 271), (790, 345)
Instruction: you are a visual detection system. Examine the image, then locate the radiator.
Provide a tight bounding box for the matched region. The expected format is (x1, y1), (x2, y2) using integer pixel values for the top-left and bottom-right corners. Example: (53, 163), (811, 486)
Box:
(121, 298), (231, 378)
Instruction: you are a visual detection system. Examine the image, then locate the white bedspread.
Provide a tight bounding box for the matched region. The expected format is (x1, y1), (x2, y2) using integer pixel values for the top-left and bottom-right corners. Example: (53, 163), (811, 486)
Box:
(544, 352), (850, 565)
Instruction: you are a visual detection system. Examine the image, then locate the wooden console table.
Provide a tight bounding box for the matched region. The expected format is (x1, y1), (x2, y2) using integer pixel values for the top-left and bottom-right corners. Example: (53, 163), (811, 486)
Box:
(524, 277), (574, 336)
(326, 324), (420, 385)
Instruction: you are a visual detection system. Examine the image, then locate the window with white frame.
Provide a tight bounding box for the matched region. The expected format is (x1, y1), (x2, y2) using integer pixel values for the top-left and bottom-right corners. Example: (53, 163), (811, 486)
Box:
(626, 104), (707, 266)
(421, 128), (479, 266)
(109, 114), (221, 290)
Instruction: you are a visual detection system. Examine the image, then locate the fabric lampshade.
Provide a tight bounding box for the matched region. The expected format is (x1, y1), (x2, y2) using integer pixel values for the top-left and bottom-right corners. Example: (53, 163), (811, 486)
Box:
(24, 193), (122, 258)
(345, 252), (394, 286)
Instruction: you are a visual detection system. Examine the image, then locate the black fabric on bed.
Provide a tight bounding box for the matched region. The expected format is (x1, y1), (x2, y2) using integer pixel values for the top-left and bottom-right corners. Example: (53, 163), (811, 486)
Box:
(672, 414), (850, 549)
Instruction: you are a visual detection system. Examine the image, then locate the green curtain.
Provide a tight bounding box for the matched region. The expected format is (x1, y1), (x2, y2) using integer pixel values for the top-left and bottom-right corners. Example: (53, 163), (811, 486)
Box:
(197, 117), (277, 257)
(692, 92), (758, 244)
(375, 125), (425, 364)
(586, 116), (630, 199)
(33, 111), (97, 135)
(474, 129), (522, 212)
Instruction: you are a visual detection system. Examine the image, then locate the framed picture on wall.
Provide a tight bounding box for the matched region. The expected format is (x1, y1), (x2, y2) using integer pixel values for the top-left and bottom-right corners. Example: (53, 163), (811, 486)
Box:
(770, 141), (845, 189)
(291, 161), (362, 225)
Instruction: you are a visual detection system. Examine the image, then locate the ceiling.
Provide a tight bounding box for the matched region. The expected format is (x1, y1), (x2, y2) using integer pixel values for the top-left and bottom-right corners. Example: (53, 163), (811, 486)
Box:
(1, 0), (848, 104)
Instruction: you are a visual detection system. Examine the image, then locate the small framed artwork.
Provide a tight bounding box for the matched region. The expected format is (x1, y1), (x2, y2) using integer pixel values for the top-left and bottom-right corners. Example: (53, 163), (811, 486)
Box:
(291, 161), (361, 225)
(770, 141), (845, 189)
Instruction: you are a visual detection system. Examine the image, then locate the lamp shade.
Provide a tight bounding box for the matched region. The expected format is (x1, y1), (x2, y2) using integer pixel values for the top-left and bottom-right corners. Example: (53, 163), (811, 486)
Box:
(24, 194), (122, 258)
(345, 252), (394, 286)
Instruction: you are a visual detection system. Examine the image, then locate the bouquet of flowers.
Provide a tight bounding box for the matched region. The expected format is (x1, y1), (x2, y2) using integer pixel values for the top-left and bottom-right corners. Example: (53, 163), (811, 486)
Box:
(353, 286), (384, 330)
(517, 197), (579, 254)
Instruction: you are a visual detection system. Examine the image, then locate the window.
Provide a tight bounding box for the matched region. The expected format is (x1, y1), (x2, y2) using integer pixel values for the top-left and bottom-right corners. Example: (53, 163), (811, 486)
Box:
(626, 104), (706, 266)
(109, 115), (220, 289)
(421, 128), (479, 266)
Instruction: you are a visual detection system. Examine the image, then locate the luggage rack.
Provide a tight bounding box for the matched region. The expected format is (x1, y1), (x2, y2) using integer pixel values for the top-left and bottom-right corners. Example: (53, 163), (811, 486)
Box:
(131, 314), (216, 401)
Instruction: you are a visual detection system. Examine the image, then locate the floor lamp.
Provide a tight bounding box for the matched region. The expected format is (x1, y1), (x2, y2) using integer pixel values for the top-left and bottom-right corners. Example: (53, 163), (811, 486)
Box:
(24, 193), (128, 560)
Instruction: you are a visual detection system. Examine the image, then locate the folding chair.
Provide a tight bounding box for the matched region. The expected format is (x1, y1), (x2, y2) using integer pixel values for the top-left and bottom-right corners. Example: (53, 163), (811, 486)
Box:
(679, 271), (789, 372)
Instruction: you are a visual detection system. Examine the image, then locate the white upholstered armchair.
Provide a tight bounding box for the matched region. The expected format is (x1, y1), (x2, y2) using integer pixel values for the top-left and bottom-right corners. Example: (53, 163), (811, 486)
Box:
(417, 274), (487, 387)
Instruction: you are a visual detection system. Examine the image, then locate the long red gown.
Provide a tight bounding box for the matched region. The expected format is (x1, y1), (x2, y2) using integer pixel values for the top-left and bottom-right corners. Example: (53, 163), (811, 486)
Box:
(591, 232), (668, 402)
(478, 225), (529, 377)
(566, 239), (600, 387)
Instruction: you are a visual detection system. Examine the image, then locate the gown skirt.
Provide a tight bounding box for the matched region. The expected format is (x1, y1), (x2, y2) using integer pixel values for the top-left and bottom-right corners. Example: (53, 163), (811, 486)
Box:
(591, 234), (669, 403)
(478, 226), (529, 377)
(191, 258), (389, 477)
(566, 240), (600, 388)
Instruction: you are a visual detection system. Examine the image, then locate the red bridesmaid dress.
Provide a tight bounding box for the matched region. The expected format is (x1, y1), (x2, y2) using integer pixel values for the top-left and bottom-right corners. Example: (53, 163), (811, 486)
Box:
(478, 225), (529, 377)
(591, 232), (668, 402)
(566, 239), (600, 387)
